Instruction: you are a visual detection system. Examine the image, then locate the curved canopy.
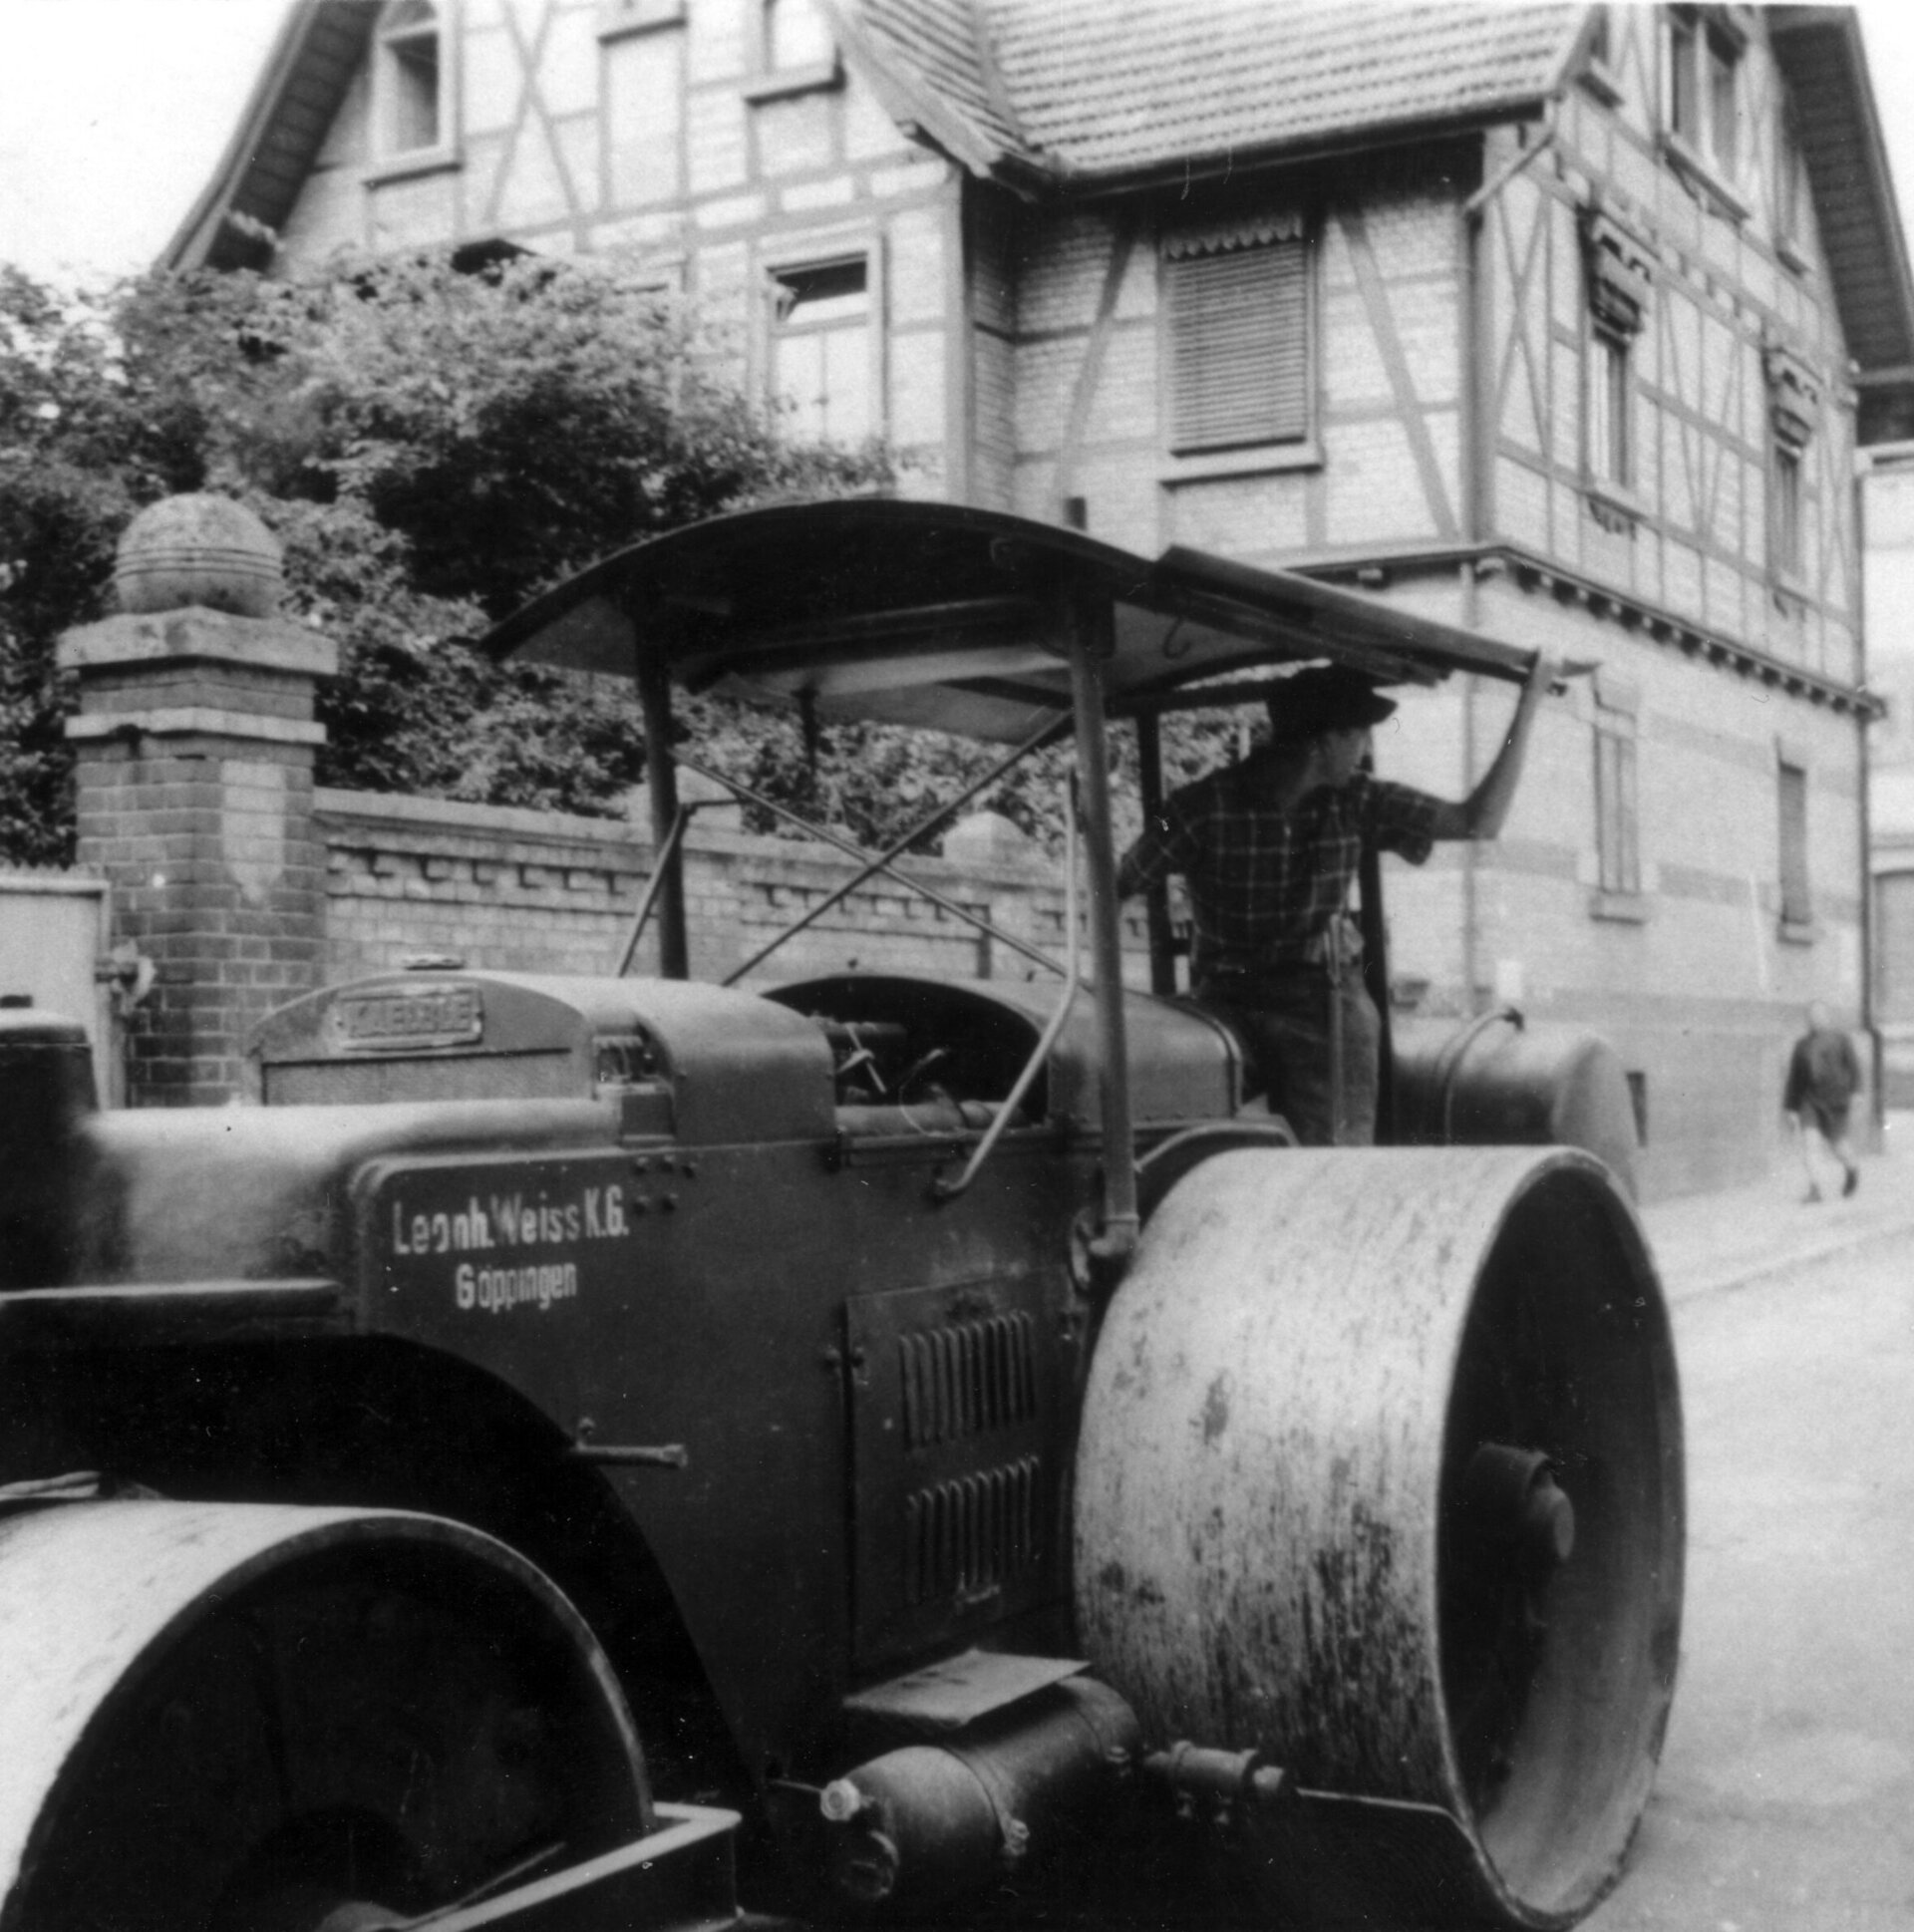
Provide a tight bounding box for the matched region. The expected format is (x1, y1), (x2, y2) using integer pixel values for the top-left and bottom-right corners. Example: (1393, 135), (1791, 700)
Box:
(483, 498), (1531, 743)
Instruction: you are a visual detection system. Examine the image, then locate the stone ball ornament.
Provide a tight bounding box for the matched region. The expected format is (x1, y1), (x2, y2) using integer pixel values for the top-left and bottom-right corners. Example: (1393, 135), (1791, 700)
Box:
(115, 493), (285, 619)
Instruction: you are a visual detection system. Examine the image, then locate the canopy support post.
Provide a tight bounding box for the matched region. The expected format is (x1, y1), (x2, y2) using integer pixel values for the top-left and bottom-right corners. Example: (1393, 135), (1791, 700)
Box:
(1134, 711), (1178, 997)
(637, 636), (690, 981)
(1068, 592), (1138, 1273)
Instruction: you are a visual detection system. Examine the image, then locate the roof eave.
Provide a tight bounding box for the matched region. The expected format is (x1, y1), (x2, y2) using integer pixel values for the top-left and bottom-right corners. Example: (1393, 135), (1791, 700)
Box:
(821, 0), (1065, 191)
(161, 0), (337, 273)
(1769, 6), (1914, 438)
(1041, 94), (1554, 201)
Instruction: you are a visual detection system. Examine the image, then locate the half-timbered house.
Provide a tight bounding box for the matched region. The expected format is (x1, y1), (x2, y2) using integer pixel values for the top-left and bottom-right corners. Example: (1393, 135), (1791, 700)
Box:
(168, 1), (1914, 1194)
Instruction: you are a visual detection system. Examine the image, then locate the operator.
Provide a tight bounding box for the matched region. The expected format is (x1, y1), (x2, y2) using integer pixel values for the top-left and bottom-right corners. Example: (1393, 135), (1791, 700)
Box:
(1116, 656), (1554, 1146)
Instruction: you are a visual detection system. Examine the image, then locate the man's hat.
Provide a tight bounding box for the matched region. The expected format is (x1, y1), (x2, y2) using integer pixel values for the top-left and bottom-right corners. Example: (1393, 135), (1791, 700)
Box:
(1266, 664), (1397, 743)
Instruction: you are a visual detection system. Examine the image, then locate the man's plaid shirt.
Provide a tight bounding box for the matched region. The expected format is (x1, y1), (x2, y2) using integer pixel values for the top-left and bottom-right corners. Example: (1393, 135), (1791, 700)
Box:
(1116, 754), (1438, 984)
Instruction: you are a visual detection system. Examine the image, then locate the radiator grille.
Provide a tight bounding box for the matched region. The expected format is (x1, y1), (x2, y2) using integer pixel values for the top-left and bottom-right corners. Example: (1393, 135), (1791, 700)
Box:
(899, 1312), (1038, 1449)
(903, 1456), (1043, 1606)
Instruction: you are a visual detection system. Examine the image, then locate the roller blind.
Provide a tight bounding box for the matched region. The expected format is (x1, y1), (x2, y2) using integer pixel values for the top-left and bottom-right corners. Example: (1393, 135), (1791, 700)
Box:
(1165, 236), (1310, 455)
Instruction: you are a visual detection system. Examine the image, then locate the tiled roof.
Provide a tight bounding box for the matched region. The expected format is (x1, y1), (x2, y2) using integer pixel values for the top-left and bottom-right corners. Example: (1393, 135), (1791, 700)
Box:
(845, 0), (1584, 182)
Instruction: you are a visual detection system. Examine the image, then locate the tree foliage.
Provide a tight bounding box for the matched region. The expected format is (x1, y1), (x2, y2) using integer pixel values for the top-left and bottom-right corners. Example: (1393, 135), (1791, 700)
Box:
(1, 252), (1237, 869)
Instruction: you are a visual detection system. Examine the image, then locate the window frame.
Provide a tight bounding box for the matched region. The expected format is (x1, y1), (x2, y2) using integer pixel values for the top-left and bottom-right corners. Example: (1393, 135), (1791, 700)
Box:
(1158, 218), (1320, 476)
(1777, 750), (1813, 939)
(765, 249), (882, 447)
(1665, 8), (1748, 213)
(745, 0), (841, 99)
(1590, 675), (1646, 920)
(601, 5), (687, 208)
(367, 0), (460, 181)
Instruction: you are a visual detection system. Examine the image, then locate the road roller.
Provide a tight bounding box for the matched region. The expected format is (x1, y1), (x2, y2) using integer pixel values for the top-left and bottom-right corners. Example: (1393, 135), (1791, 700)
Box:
(0, 502), (1681, 1930)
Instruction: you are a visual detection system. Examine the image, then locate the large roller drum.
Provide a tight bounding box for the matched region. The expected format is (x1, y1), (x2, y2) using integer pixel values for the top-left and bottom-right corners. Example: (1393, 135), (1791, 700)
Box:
(1076, 1146), (1683, 1929)
(0, 1502), (652, 1931)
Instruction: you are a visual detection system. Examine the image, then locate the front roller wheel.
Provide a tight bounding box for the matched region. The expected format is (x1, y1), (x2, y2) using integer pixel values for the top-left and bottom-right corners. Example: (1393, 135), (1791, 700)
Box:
(1075, 1146), (1684, 1930)
(0, 1502), (651, 1932)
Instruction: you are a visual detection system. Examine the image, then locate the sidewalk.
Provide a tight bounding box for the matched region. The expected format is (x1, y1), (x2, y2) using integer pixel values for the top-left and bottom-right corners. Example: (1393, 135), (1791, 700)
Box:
(1640, 1111), (1914, 1302)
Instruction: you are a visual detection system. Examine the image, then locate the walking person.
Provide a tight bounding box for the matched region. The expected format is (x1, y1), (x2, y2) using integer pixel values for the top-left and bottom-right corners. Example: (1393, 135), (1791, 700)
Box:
(1783, 1000), (1863, 1201)
(1116, 657), (1553, 1146)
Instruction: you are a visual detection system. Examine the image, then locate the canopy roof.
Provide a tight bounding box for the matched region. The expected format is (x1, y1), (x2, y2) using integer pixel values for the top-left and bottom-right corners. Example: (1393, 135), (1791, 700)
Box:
(483, 499), (1530, 744)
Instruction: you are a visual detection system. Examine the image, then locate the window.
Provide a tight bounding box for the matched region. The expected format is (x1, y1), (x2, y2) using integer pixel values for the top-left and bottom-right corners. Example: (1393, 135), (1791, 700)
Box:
(1773, 446), (1803, 576)
(1669, 10), (1742, 183)
(771, 259), (871, 443)
(605, 19), (684, 204)
(378, 0), (444, 156)
(1581, 214), (1650, 502)
(765, 0), (833, 71)
(1593, 694), (1641, 899)
(1764, 340), (1819, 579)
(1588, 330), (1633, 490)
(1778, 758), (1811, 931)
(1163, 223), (1312, 456)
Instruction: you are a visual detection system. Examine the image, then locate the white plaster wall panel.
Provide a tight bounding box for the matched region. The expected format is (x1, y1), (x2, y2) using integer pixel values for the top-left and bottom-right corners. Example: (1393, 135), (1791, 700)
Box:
(1612, 135), (1660, 213)
(369, 171), (459, 252)
(1706, 554), (1746, 644)
(688, 0), (748, 83)
(695, 190), (768, 228)
(460, 135), (513, 231)
(279, 163), (366, 265)
(1581, 507), (1637, 593)
(754, 95), (834, 177)
(1359, 179), (1454, 280)
(1660, 410), (1693, 530)
(605, 29), (685, 205)
(1164, 477), (1292, 557)
(1496, 460), (1550, 552)
(845, 74), (911, 161)
(1386, 277), (1462, 409)
(1011, 338), (1079, 455)
(536, 3), (601, 118)
(687, 89), (750, 193)
(1664, 536), (1704, 619)
(492, 117), (574, 228)
(315, 65), (370, 165)
(885, 206), (945, 327)
(1700, 205), (1740, 281)
(554, 117), (598, 214)
(1547, 190), (1578, 320)
(463, 23), (522, 133)
(1011, 462), (1056, 523)
(1547, 326), (1580, 469)
(1017, 212), (1116, 338)
(1069, 460), (1156, 554)
(1082, 323), (1155, 450)
(782, 177), (855, 213)
(894, 449), (946, 499)
(867, 156), (947, 200)
(1322, 284), (1391, 411)
(1326, 419), (1441, 542)
(887, 330), (946, 448)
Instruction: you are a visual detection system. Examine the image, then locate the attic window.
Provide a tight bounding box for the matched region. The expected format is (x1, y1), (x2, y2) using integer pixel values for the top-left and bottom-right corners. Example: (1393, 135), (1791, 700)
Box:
(1163, 221), (1313, 457)
(379, 0), (444, 156)
(1667, 9), (1746, 205)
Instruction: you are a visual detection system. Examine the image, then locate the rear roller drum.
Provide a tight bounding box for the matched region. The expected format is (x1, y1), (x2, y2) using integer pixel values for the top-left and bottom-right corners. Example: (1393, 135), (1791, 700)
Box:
(0, 1502), (651, 1932)
(1076, 1146), (1683, 1929)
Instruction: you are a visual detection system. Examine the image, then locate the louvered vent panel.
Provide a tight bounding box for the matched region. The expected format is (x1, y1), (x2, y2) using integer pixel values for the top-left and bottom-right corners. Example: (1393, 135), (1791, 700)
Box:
(899, 1311), (1038, 1449)
(903, 1455), (1044, 1606)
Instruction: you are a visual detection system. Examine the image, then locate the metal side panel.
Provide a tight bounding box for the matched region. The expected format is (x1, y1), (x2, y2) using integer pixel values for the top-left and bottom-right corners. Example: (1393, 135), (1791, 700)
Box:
(846, 1275), (1069, 1670)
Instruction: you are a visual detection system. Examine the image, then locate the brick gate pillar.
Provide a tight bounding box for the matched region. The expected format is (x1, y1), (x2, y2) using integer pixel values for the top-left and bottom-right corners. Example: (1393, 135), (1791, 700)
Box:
(57, 494), (338, 1106)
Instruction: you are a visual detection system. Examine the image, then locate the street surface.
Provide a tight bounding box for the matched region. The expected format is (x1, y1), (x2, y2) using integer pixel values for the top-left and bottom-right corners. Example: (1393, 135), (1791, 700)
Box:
(1588, 1227), (1914, 1931)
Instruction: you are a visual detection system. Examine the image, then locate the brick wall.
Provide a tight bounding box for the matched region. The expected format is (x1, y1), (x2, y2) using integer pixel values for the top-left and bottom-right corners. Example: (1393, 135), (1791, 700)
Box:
(316, 789), (1088, 994)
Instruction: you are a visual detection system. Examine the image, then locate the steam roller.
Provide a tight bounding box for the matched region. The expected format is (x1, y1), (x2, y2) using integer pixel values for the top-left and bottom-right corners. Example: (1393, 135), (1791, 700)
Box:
(0, 1503), (653, 1932)
(1077, 1144), (1684, 1929)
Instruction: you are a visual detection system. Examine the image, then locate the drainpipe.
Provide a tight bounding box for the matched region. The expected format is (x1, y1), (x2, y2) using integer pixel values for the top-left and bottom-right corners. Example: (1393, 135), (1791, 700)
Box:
(1857, 452), (1880, 1134)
